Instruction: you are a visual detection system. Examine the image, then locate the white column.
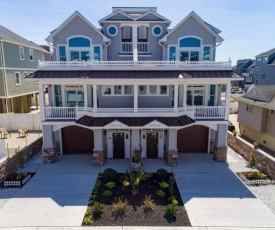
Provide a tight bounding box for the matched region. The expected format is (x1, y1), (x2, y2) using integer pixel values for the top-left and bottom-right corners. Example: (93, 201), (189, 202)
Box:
(174, 84), (178, 112)
(93, 85), (97, 112)
(83, 84), (88, 107)
(168, 129), (177, 150)
(204, 85), (209, 106)
(225, 83), (231, 120)
(38, 84), (45, 120)
(94, 129), (103, 150)
(134, 84), (138, 113)
(132, 26), (138, 62)
(183, 84), (187, 107)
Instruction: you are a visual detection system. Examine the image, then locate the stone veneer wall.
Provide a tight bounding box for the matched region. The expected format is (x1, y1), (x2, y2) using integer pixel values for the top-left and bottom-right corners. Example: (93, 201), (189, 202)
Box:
(0, 137), (43, 184)
(228, 132), (275, 180)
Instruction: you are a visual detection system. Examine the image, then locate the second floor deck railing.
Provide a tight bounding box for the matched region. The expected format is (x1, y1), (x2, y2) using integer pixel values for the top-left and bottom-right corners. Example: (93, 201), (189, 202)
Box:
(39, 60), (231, 68)
(121, 42), (149, 53)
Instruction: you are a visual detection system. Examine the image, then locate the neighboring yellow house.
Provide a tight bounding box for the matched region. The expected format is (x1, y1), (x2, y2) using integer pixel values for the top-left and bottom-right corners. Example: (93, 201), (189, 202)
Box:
(236, 85), (275, 152)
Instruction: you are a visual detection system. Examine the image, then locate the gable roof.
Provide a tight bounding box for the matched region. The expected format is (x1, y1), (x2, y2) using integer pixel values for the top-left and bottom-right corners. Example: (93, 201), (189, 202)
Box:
(160, 11), (223, 43)
(256, 48), (275, 57)
(0, 25), (49, 52)
(46, 11), (110, 43)
(99, 8), (170, 24)
(236, 85), (275, 110)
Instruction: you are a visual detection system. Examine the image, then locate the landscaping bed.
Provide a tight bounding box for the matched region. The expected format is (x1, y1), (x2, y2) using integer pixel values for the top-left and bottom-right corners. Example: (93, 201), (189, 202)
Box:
(1, 172), (35, 188)
(237, 172), (274, 186)
(82, 168), (191, 226)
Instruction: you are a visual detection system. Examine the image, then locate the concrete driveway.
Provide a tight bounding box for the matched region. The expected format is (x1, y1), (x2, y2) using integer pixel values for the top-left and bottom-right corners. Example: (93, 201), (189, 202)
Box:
(174, 154), (275, 227)
(0, 155), (99, 227)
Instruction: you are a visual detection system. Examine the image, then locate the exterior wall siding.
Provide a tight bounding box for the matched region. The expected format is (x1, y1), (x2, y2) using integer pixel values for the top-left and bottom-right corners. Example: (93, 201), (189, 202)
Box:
(240, 124), (275, 152)
(165, 17), (216, 61)
(147, 23), (165, 60)
(104, 23), (122, 61)
(266, 110), (275, 137)
(238, 102), (266, 132)
(5, 69), (38, 97)
(3, 42), (43, 69)
(254, 59), (275, 85)
(0, 71), (5, 97)
(53, 16), (104, 61)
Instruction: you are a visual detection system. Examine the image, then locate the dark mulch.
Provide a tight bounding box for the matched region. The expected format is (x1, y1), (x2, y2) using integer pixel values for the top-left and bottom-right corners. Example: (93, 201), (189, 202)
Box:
(83, 173), (191, 226)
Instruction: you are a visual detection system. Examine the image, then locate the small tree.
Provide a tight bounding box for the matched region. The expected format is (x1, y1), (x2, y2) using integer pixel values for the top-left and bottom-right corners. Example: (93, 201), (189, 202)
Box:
(127, 166), (143, 196)
(246, 149), (256, 170)
(16, 148), (25, 174)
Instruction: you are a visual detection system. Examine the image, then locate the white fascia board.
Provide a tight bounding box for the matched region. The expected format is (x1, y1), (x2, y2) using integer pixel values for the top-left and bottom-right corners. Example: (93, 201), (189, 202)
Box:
(98, 10), (134, 23)
(46, 11), (110, 43)
(160, 11), (223, 43)
(134, 10), (171, 24)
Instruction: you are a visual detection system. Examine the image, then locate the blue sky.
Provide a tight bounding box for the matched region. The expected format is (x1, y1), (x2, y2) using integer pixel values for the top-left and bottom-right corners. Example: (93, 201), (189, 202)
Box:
(0, 0), (274, 64)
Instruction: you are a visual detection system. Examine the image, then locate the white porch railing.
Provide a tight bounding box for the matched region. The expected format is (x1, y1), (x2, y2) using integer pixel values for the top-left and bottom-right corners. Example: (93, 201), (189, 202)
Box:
(194, 106), (226, 119)
(43, 106), (226, 120)
(39, 60), (231, 68)
(44, 107), (76, 119)
(121, 42), (149, 53)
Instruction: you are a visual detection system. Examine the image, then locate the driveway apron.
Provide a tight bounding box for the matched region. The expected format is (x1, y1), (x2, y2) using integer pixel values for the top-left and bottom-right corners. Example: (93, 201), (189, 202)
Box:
(0, 155), (99, 227)
(173, 154), (275, 227)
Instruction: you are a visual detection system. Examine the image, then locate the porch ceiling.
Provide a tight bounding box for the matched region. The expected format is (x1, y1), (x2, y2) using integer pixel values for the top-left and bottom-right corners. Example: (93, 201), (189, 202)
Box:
(75, 115), (195, 128)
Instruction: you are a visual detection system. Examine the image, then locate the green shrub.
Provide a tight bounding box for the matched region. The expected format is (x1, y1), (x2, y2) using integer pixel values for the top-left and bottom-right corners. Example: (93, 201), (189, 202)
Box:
(156, 189), (165, 198)
(105, 181), (115, 189)
(85, 207), (92, 216)
(159, 181), (169, 189)
(103, 190), (113, 197)
(93, 201), (104, 214)
(140, 173), (152, 181)
(156, 168), (168, 180)
(164, 204), (178, 217)
(16, 172), (28, 180)
(103, 168), (117, 180)
(83, 216), (93, 225)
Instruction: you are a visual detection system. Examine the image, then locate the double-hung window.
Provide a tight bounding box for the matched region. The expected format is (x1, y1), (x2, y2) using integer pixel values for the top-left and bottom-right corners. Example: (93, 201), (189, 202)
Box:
(29, 49), (34, 61)
(19, 47), (25, 60)
(15, 72), (21, 85)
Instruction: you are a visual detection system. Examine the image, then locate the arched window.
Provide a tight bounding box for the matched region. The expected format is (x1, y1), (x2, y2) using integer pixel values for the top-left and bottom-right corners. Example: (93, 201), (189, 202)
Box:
(68, 37), (90, 47)
(179, 37), (201, 47)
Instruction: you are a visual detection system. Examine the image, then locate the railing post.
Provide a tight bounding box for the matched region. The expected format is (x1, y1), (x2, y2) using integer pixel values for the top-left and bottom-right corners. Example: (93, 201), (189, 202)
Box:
(38, 84), (45, 121)
(225, 83), (231, 120)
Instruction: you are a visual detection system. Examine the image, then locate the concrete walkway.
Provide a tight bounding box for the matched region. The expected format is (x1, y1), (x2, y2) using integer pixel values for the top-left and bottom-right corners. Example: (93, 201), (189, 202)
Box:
(0, 155), (99, 227)
(174, 154), (275, 228)
(1, 153), (275, 228)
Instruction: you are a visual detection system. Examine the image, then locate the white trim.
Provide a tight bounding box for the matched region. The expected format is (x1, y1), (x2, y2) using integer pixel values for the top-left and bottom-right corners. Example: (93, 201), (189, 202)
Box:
(93, 45), (102, 61)
(167, 45), (177, 61)
(107, 25), (118, 37)
(29, 49), (34, 61)
(57, 44), (67, 61)
(19, 46), (25, 60)
(135, 10), (171, 23)
(1, 40), (50, 53)
(203, 45), (213, 61)
(46, 11), (110, 42)
(15, 72), (21, 85)
(0, 67), (37, 71)
(99, 10), (134, 23)
(66, 36), (93, 61)
(0, 91), (39, 99)
(160, 11), (223, 43)
(152, 25), (163, 37)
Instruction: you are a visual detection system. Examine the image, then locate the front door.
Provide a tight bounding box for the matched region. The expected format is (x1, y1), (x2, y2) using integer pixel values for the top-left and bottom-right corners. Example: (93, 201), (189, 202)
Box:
(113, 133), (125, 159)
(147, 133), (158, 158)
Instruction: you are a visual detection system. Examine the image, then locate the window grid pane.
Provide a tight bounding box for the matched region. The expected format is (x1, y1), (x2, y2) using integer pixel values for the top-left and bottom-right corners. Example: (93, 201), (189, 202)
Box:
(179, 37), (201, 47)
(103, 86), (111, 95)
(149, 86), (157, 95)
(68, 37), (90, 47)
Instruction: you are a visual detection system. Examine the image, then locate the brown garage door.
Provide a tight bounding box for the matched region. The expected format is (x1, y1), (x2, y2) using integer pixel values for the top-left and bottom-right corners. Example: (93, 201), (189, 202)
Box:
(62, 126), (94, 154)
(177, 125), (208, 153)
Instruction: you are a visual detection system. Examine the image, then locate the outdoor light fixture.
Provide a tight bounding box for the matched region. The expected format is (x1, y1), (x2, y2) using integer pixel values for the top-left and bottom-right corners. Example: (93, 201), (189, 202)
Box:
(164, 130), (167, 135)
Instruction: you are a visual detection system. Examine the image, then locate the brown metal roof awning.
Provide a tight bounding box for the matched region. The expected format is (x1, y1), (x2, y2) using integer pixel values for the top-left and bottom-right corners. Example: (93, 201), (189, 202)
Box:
(75, 115), (195, 128)
(26, 70), (240, 79)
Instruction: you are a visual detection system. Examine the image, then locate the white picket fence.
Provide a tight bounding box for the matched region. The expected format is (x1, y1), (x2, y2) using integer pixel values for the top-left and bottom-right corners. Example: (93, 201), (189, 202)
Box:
(0, 114), (41, 131)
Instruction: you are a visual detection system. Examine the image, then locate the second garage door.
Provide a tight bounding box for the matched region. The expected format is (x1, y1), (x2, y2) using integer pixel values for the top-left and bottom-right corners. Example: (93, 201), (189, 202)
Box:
(177, 125), (208, 153)
(62, 125), (94, 154)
